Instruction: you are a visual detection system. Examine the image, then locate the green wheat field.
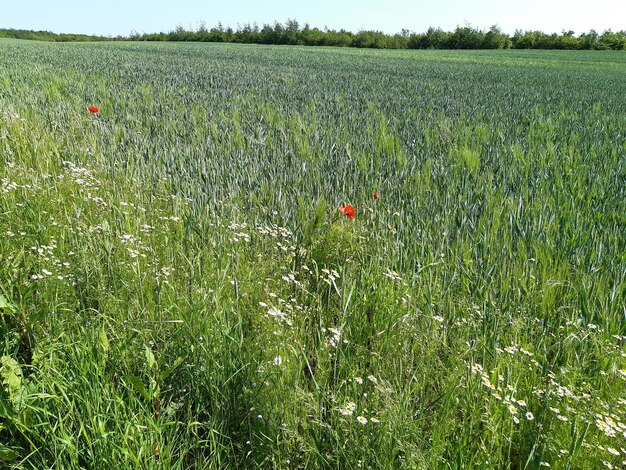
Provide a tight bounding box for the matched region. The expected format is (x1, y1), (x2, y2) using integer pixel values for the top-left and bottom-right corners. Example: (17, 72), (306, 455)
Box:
(1, 39), (626, 469)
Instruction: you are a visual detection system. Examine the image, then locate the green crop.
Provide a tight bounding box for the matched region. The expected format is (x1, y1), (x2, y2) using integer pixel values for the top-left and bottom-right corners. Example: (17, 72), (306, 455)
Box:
(1, 39), (625, 469)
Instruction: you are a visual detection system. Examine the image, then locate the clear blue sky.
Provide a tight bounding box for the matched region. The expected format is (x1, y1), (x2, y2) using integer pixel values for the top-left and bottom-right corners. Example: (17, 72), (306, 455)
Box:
(2, 0), (625, 37)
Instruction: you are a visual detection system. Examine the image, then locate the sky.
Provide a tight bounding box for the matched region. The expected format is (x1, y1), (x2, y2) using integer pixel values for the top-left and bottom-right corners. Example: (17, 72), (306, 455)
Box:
(2, 0), (625, 37)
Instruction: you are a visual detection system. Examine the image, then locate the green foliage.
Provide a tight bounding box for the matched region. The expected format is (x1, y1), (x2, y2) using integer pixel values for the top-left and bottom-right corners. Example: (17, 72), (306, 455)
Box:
(0, 28), (113, 42)
(139, 22), (626, 50)
(1, 40), (626, 468)
(0, 356), (24, 408)
(452, 145), (481, 176)
(3, 22), (626, 50)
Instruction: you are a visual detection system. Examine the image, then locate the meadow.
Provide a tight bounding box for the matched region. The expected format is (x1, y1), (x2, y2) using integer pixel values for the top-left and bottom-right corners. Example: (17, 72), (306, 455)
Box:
(1, 39), (626, 468)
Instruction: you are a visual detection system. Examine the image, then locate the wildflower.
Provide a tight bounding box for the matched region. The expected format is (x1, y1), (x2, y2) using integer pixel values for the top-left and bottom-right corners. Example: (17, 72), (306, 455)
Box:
(338, 204), (356, 219)
(373, 192), (380, 199)
(340, 402), (357, 416)
(354, 376), (363, 384)
(482, 376), (495, 390)
(328, 328), (342, 347)
(87, 106), (100, 113)
(370, 417), (380, 423)
(367, 375), (378, 384)
(526, 412), (535, 421)
(356, 416), (368, 425)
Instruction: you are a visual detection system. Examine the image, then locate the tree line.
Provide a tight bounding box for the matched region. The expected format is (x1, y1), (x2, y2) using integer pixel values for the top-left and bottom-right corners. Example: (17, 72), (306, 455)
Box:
(132, 21), (626, 50)
(0, 28), (117, 42)
(2, 22), (626, 50)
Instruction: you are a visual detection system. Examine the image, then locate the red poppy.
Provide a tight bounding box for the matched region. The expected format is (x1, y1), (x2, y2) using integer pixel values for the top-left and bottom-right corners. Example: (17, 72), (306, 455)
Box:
(87, 106), (100, 113)
(339, 204), (356, 219)
(373, 192), (380, 199)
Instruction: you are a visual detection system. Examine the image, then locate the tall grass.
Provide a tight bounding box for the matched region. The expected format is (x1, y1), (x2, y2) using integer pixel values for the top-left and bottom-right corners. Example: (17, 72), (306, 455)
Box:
(1, 40), (626, 468)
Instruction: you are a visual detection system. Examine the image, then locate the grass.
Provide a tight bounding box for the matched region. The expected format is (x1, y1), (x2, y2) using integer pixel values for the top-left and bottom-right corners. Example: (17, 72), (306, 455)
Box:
(1, 39), (626, 469)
